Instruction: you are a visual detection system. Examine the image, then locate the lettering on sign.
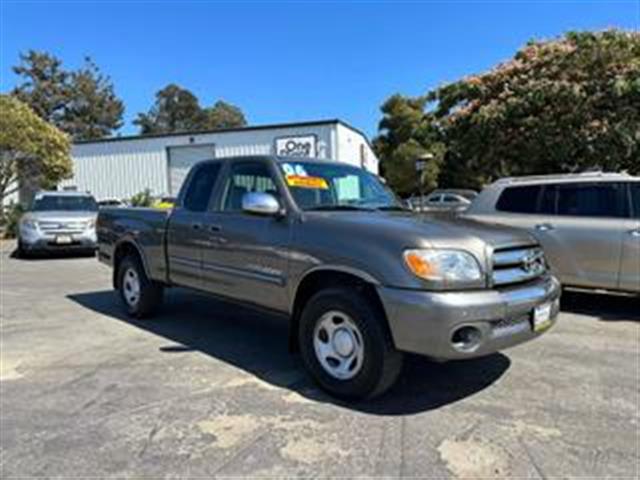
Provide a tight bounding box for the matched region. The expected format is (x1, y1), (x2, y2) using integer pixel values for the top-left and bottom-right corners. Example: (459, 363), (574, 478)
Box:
(275, 135), (317, 157)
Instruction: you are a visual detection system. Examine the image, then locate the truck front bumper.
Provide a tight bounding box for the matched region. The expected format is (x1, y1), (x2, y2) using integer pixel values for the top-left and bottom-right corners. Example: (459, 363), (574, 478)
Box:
(377, 274), (561, 360)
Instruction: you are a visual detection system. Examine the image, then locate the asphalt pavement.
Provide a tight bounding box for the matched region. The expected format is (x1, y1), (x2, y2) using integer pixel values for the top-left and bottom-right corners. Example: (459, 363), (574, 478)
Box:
(1, 243), (638, 478)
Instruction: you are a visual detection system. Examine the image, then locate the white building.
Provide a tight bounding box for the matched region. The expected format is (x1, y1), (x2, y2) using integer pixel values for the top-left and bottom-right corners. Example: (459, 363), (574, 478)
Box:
(60, 119), (378, 201)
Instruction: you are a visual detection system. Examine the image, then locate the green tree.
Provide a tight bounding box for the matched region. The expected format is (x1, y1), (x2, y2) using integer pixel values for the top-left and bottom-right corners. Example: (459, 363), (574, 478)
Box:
(0, 95), (71, 207)
(374, 95), (445, 196)
(134, 85), (248, 134)
(134, 84), (207, 134)
(12, 50), (68, 124)
(376, 29), (640, 191)
(203, 100), (247, 129)
(12, 50), (124, 141)
(59, 58), (124, 141)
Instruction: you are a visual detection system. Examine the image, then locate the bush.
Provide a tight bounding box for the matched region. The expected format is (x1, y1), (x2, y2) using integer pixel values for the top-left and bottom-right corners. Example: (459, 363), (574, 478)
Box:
(130, 189), (153, 207)
(2, 203), (25, 239)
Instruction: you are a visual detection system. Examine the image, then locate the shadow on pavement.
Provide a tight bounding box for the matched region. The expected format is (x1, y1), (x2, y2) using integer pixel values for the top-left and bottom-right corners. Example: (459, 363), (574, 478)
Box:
(561, 290), (640, 322)
(10, 248), (95, 260)
(68, 288), (510, 415)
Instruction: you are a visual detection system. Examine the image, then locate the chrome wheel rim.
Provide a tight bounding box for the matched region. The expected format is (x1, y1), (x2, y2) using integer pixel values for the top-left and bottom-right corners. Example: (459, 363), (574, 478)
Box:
(313, 310), (364, 380)
(122, 268), (141, 307)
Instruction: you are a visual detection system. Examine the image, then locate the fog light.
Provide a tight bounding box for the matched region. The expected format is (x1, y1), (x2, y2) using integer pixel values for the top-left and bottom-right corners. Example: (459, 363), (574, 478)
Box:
(451, 326), (482, 352)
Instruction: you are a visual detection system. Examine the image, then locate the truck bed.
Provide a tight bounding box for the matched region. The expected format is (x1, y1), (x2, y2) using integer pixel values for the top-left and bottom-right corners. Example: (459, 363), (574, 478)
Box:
(97, 207), (170, 282)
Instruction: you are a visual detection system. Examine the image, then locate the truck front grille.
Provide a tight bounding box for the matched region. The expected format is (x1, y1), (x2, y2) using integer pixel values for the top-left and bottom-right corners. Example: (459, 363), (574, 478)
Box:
(492, 246), (546, 287)
(38, 221), (86, 234)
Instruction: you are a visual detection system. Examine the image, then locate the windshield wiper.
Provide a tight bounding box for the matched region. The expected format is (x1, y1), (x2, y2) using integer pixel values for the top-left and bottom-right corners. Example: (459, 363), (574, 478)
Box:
(306, 205), (374, 211)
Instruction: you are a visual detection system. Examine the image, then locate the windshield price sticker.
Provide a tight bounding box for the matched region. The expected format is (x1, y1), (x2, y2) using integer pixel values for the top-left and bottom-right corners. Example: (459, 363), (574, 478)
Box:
(286, 175), (329, 190)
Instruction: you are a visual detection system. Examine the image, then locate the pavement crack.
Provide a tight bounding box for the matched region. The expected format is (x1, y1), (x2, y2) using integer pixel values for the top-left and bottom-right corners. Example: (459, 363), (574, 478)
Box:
(212, 431), (267, 475)
(518, 436), (547, 480)
(137, 423), (161, 459)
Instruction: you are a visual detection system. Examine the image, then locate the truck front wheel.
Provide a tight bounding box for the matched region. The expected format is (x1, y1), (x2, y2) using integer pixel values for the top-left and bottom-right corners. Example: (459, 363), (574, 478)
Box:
(298, 287), (403, 400)
(117, 255), (163, 318)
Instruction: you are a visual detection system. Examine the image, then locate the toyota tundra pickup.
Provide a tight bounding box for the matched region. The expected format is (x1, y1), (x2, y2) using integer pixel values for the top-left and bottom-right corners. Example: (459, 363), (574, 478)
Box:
(97, 155), (561, 399)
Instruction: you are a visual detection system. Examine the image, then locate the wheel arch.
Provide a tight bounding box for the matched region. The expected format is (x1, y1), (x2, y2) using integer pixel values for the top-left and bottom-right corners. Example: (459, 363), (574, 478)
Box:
(111, 238), (151, 289)
(288, 267), (388, 352)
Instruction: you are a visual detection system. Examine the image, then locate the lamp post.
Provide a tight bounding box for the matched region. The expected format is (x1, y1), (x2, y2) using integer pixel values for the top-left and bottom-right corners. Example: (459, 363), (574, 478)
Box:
(415, 153), (434, 212)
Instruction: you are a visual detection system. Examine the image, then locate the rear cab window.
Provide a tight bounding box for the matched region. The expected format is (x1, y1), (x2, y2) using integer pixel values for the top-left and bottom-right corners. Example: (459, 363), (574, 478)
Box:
(181, 162), (222, 212)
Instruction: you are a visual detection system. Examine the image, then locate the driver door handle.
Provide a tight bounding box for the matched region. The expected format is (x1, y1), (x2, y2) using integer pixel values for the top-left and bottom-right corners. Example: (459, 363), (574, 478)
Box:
(208, 224), (222, 233)
(535, 223), (554, 232)
(191, 222), (203, 231)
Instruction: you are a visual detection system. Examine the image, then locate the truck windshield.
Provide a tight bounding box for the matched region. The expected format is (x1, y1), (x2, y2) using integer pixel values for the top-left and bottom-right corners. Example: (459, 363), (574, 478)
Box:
(31, 195), (98, 212)
(278, 161), (403, 211)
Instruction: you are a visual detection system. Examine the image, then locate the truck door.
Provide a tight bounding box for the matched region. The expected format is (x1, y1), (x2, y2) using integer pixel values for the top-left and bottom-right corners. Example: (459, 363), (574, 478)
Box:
(166, 162), (223, 289)
(200, 160), (291, 312)
(619, 182), (640, 293)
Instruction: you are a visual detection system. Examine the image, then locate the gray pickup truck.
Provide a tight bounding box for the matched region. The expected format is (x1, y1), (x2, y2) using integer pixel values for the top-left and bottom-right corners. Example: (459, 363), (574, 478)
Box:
(97, 155), (560, 399)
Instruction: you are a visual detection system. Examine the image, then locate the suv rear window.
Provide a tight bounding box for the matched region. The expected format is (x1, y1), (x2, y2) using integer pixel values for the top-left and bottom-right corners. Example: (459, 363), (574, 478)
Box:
(557, 182), (626, 218)
(495, 186), (542, 214)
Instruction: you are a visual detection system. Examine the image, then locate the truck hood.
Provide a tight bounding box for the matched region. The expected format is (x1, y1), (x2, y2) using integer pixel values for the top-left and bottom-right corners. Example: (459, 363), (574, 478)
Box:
(23, 211), (98, 223)
(304, 210), (536, 251)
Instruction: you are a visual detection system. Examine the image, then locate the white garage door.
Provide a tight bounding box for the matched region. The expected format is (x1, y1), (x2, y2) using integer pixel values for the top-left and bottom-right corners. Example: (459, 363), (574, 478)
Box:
(168, 144), (216, 195)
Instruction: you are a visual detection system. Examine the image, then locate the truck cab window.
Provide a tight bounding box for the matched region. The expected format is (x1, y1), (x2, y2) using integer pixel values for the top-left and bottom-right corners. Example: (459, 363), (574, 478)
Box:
(221, 163), (279, 211)
(182, 163), (221, 212)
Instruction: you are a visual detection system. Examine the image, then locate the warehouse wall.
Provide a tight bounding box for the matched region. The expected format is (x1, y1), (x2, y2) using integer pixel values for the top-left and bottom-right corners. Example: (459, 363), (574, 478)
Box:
(335, 123), (379, 174)
(64, 124), (336, 201)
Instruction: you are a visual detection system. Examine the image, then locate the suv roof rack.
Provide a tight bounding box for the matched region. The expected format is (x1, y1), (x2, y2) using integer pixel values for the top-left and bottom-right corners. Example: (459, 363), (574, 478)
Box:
(493, 171), (630, 185)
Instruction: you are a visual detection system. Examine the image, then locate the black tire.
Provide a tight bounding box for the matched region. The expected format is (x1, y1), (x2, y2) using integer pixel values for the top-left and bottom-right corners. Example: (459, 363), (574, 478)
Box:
(116, 255), (163, 318)
(298, 287), (403, 400)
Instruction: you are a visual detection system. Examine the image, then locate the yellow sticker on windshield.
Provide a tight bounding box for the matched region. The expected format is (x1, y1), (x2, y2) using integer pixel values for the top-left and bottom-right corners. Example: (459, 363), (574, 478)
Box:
(286, 175), (328, 189)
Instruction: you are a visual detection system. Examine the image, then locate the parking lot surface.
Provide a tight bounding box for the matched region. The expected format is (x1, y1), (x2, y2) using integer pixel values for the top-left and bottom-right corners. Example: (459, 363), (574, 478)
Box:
(1, 242), (639, 478)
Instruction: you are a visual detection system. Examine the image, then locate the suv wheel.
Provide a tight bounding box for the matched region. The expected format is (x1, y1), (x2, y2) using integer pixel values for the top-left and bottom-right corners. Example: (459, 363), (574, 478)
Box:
(117, 255), (163, 318)
(299, 287), (403, 400)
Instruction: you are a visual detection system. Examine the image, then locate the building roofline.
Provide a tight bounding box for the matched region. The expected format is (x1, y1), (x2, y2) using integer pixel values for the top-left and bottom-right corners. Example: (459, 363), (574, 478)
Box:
(74, 118), (371, 145)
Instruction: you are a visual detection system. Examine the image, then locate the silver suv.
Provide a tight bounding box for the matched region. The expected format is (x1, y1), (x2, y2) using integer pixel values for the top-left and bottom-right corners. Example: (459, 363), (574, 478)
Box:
(465, 172), (640, 294)
(18, 191), (99, 256)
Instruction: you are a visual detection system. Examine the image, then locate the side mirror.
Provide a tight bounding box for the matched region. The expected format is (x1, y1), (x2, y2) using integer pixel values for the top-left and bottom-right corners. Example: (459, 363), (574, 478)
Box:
(242, 192), (281, 216)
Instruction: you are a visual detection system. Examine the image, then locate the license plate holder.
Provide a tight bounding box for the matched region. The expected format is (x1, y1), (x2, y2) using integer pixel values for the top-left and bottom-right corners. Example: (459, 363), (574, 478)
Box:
(55, 235), (73, 245)
(532, 302), (552, 332)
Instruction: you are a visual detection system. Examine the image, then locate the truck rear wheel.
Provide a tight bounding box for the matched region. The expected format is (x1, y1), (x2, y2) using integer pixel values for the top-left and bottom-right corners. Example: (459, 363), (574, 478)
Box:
(298, 287), (403, 400)
(117, 255), (163, 318)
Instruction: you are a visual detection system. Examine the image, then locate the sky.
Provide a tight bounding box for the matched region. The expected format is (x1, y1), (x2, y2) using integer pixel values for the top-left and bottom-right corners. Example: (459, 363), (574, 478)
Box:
(1, 0), (638, 138)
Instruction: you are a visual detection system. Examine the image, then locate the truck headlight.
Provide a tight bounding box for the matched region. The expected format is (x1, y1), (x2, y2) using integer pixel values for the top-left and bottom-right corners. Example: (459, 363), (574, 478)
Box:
(403, 249), (482, 284)
(86, 219), (96, 230)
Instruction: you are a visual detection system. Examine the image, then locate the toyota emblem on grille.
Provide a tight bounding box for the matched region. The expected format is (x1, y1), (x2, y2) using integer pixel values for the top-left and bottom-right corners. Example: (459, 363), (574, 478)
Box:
(523, 252), (543, 273)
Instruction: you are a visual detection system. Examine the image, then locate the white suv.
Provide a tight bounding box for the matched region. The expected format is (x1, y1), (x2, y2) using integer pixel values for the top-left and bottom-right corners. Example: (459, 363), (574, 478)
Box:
(465, 172), (640, 294)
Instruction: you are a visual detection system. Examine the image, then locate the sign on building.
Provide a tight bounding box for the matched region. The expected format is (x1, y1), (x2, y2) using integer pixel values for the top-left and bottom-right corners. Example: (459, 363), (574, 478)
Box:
(275, 135), (317, 157)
